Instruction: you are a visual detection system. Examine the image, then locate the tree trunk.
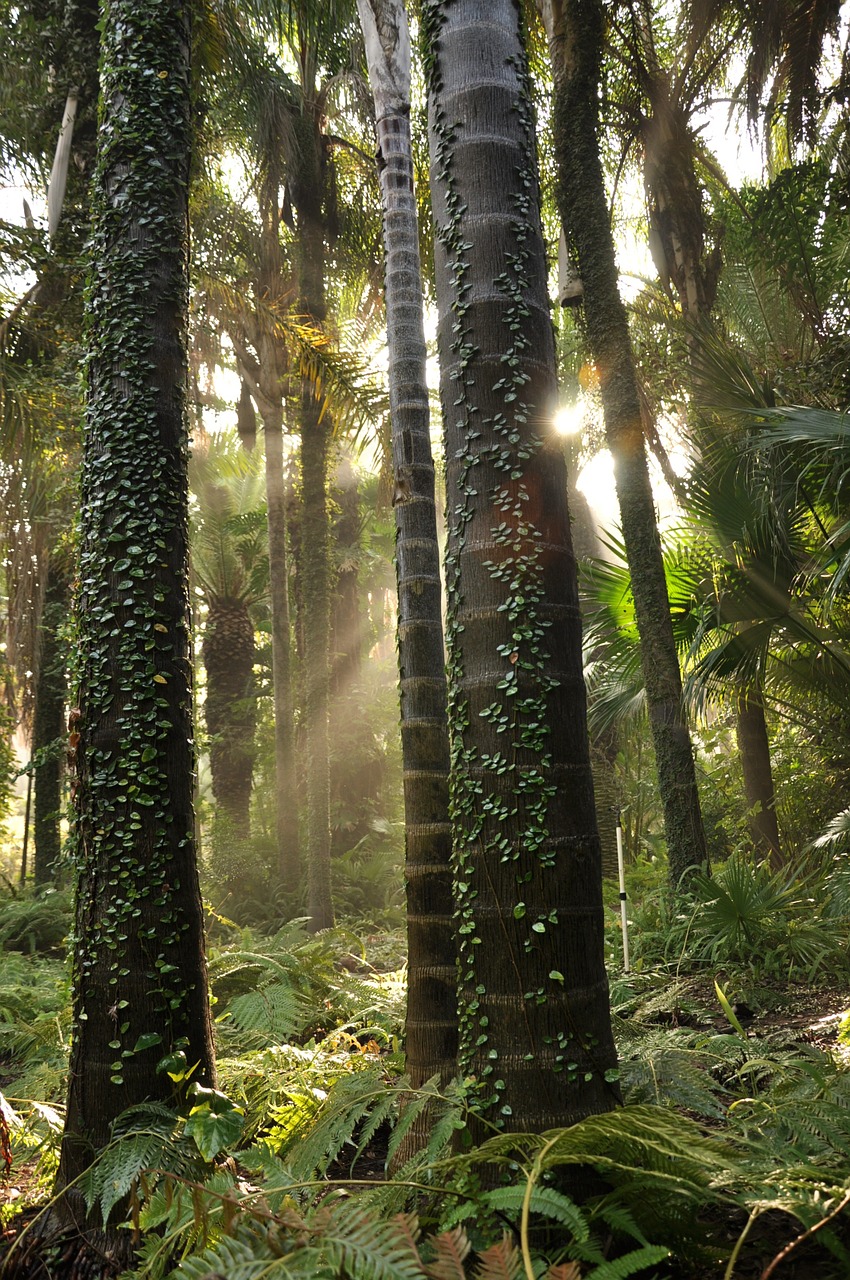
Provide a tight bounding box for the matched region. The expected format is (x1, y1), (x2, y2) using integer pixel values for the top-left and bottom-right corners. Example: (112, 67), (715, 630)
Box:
(330, 455), (362, 699)
(202, 597), (256, 838)
(299, 348), (333, 930)
(33, 557), (69, 885)
(230, 175), (302, 900)
(264, 410), (301, 897)
(540, 0), (709, 890)
(295, 154), (334, 930)
(425, 0), (618, 1134)
(735, 686), (782, 868)
(358, 0), (458, 1133)
(54, 0), (214, 1228)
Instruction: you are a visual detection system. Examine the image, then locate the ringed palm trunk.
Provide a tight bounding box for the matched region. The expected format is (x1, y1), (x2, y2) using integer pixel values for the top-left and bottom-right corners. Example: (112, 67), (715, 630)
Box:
(358, 0), (458, 1128)
(539, 0), (709, 889)
(264, 402), (301, 896)
(203, 597), (257, 838)
(735, 685), (783, 868)
(32, 556), (69, 885)
(425, 0), (618, 1134)
(53, 0), (214, 1232)
(296, 175), (334, 931)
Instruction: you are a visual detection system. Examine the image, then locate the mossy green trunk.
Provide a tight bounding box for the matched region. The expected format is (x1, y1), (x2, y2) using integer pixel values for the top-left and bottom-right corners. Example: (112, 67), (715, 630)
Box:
(544, 0), (708, 889)
(425, 0), (618, 1134)
(33, 557), (69, 885)
(55, 0), (214, 1212)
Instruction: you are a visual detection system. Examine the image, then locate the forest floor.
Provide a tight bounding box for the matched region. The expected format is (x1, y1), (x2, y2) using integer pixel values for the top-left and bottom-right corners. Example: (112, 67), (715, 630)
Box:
(2, 902), (850, 1279)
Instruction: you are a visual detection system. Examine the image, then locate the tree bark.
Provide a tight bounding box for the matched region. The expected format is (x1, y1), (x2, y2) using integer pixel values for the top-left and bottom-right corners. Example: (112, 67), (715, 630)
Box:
(539, 0), (709, 889)
(735, 686), (782, 868)
(229, 185), (301, 898)
(358, 0), (458, 1135)
(33, 556), (69, 885)
(264, 408), (301, 896)
(202, 597), (256, 838)
(54, 0), (214, 1226)
(295, 151), (334, 931)
(425, 0), (618, 1134)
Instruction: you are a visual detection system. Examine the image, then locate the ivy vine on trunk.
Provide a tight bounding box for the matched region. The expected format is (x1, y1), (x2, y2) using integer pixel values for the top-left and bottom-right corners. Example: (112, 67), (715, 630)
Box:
(425, 0), (619, 1135)
(51, 0), (215, 1236)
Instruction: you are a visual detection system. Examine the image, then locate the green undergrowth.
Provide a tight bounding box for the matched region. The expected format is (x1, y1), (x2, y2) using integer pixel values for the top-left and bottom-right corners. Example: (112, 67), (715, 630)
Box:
(604, 852), (850, 984)
(2, 883), (850, 1275)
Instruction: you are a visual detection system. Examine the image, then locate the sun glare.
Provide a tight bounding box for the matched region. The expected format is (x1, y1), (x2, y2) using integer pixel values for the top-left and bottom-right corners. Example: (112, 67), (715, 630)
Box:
(553, 402), (584, 437)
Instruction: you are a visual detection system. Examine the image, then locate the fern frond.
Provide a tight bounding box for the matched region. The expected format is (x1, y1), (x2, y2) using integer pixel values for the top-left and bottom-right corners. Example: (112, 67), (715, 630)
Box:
(316, 1200), (424, 1280)
(585, 1244), (670, 1279)
(425, 1226), (472, 1279)
(472, 1235), (522, 1280)
(276, 1064), (390, 1179)
(81, 1106), (184, 1225)
(225, 982), (307, 1046)
(481, 1185), (588, 1241)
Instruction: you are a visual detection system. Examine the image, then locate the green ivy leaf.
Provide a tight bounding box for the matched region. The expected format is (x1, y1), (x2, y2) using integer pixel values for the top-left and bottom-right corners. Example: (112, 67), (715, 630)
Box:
(133, 1031), (163, 1053)
(184, 1103), (244, 1160)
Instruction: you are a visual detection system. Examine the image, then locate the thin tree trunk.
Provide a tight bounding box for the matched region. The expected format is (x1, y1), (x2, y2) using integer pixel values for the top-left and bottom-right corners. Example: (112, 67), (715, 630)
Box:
(299, 345), (333, 930)
(230, 171), (302, 900)
(539, 0), (709, 889)
(265, 410), (301, 896)
(425, 0), (618, 1135)
(52, 0), (214, 1234)
(735, 686), (782, 868)
(20, 770), (32, 886)
(358, 0), (458, 1138)
(296, 180), (334, 930)
(32, 557), (69, 885)
(330, 455), (362, 698)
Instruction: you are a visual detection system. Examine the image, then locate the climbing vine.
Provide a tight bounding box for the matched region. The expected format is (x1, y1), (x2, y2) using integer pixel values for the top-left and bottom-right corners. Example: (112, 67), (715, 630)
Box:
(423, 0), (617, 1130)
(60, 0), (213, 1184)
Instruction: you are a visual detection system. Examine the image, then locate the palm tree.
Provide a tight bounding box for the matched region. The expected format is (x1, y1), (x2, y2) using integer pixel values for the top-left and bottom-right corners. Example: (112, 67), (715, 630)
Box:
(191, 433), (268, 841)
(425, 0), (618, 1135)
(535, 0), (709, 889)
(196, 15), (384, 923)
(194, 57), (303, 897)
(358, 0), (457, 1126)
(52, 0), (214, 1234)
(686, 0), (846, 149)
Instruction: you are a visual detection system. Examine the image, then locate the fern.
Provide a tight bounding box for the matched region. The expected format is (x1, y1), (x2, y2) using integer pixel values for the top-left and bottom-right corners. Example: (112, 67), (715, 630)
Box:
(80, 1103), (199, 1225)
(481, 1185), (588, 1240)
(314, 1202), (425, 1280)
(584, 1244), (670, 1279)
(424, 1226), (472, 1279)
(224, 981), (307, 1047)
(274, 1064), (391, 1178)
(471, 1236), (522, 1280)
